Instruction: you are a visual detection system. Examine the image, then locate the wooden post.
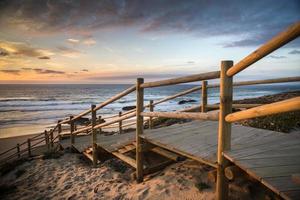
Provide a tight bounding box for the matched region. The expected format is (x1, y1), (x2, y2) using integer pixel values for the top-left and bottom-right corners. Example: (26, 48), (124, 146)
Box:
(70, 116), (75, 147)
(149, 100), (154, 129)
(17, 143), (20, 158)
(119, 112), (123, 134)
(27, 139), (31, 157)
(201, 80), (207, 112)
(91, 104), (97, 167)
(44, 130), (49, 151)
(136, 78), (144, 183)
(216, 60), (233, 200)
(50, 129), (54, 148)
(58, 120), (62, 141)
(98, 116), (102, 135)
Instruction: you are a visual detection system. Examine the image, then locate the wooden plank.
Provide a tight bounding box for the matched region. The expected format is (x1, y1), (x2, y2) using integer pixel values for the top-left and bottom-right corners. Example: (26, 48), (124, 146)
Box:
(248, 165), (300, 179)
(235, 156), (300, 168)
(144, 137), (217, 168)
(140, 71), (220, 88)
(262, 176), (300, 192)
(226, 97), (300, 122)
(83, 151), (94, 162)
(151, 147), (183, 161)
(112, 152), (137, 169)
(118, 145), (136, 154)
(228, 139), (300, 159)
(141, 111), (219, 121)
(282, 190), (300, 200)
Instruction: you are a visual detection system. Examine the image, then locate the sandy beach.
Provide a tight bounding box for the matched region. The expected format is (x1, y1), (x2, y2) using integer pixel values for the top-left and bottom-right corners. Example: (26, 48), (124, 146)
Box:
(0, 91), (299, 200)
(0, 152), (257, 200)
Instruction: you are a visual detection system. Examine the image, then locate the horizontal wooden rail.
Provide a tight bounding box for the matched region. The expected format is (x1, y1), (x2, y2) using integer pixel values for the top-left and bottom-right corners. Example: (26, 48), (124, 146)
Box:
(153, 86), (202, 106)
(227, 22), (300, 77)
(94, 112), (136, 129)
(94, 76), (300, 121)
(59, 85), (136, 124)
(102, 121), (137, 129)
(94, 85), (136, 111)
(207, 104), (263, 109)
(225, 97), (300, 122)
(73, 112), (136, 134)
(141, 111), (219, 121)
(231, 76), (300, 87)
(140, 71), (220, 88)
(72, 125), (92, 135)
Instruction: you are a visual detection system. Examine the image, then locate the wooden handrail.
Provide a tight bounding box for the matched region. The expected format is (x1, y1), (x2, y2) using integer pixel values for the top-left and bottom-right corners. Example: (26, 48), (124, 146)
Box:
(94, 112), (136, 129)
(207, 104), (263, 109)
(80, 76), (300, 122)
(59, 85), (136, 124)
(141, 111), (219, 121)
(153, 86), (202, 106)
(73, 112), (136, 134)
(140, 71), (220, 88)
(94, 85), (136, 111)
(225, 97), (300, 122)
(227, 22), (300, 77)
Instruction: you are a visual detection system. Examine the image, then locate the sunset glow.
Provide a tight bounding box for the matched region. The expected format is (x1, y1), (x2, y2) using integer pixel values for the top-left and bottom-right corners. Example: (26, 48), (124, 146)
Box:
(0, 0), (299, 84)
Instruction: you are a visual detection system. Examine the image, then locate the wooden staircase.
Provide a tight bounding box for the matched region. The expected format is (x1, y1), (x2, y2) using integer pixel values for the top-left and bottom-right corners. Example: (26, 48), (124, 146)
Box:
(82, 142), (185, 173)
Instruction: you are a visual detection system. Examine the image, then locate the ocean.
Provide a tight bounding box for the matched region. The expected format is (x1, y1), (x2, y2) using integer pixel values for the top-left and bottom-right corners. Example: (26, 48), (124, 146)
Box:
(0, 83), (299, 138)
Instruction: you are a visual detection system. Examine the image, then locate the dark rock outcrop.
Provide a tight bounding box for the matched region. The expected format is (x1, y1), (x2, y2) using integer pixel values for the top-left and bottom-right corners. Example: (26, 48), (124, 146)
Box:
(122, 106), (136, 111)
(178, 99), (197, 105)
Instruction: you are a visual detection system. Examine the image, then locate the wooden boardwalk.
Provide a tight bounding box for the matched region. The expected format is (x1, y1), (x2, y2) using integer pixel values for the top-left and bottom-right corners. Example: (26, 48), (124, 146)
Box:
(61, 120), (300, 200)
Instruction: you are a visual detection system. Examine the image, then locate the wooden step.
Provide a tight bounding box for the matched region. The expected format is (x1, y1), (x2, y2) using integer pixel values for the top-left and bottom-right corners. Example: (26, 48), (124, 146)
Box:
(118, 144), (136, 154)
(83, 151), (94, 162)
(85, 147), (93, 154)
(112, 152), (137, 169)
(151, 147), (184, 161)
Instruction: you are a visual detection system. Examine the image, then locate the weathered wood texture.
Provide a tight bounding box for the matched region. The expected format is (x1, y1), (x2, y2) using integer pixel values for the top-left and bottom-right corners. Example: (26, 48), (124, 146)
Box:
(141, 111), (219, 121)
(217, 60), (233, 200)
(136, 78), (144, 182)
(140, 71), (220, 88)
(226, 97), (300, 122)
(201, 80), (208, 112)
(62, 119), (300, 200)
(224, 131), (300, 200)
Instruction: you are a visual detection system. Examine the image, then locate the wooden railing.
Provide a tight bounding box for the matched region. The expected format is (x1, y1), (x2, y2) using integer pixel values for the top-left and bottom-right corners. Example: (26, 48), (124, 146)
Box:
(0, 21), (299, 200)
(215, 22), (300, 200)
(0, 125), (59, 166)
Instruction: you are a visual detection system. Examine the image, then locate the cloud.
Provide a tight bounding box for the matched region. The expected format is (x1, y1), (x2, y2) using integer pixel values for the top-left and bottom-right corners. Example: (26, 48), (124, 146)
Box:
(81, 69), (89, 72)
(20, 67), (65, 74)
(289, 49), (300, 54)
(21, 67), (32, 70)
(57, 46), (81, 58)
(0, 40), (53, 58)
(33, 68), (65, 74)
(0, 0), (298, 47)
(67, 38), (80, 44)
(0, 69), (20, 75)
(269, 55), (287, 59)
(82, 38), (96, 46)
(38, 56), (50, 59)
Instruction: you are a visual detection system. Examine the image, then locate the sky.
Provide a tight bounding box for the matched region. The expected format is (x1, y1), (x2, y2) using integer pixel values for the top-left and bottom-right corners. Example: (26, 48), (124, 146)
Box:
(0, 0), (299, 84)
